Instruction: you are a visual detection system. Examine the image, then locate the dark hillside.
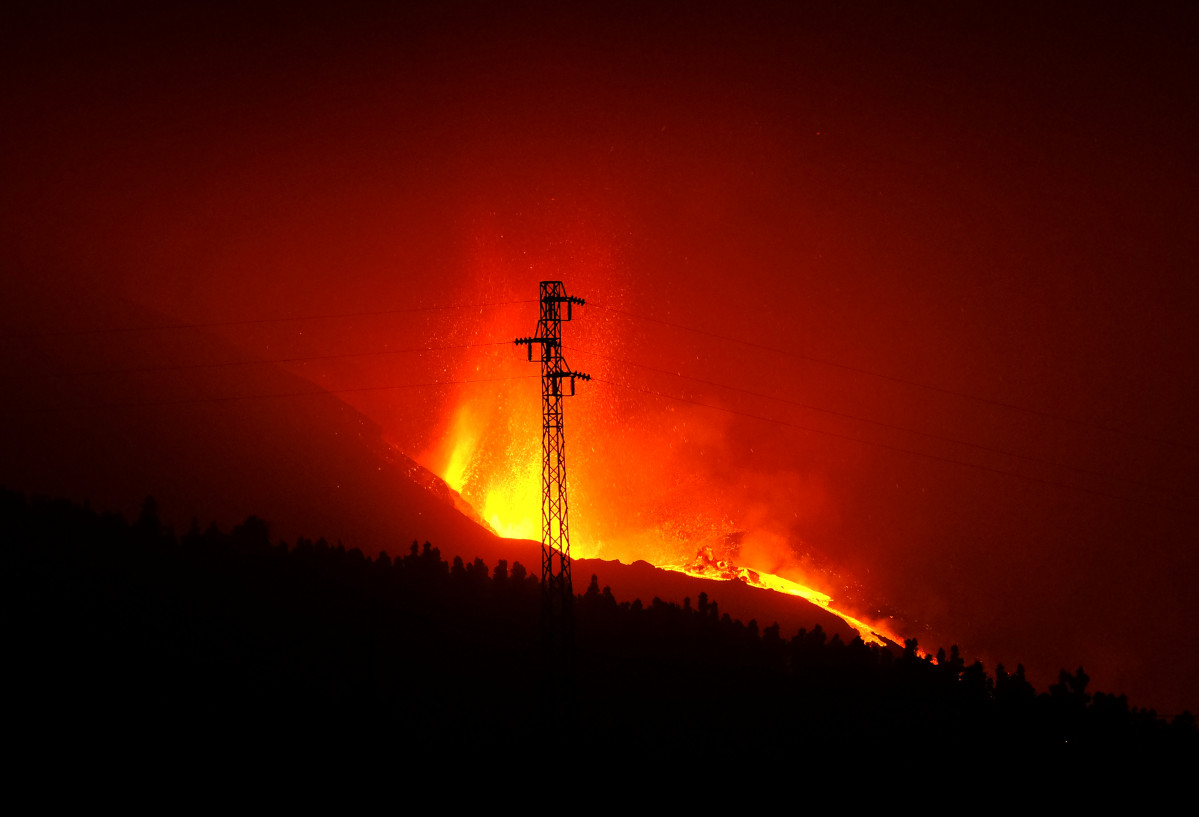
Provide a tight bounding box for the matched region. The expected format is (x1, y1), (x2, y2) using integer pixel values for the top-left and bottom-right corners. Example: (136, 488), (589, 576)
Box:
(0, 282), (516, 566)
(6, 488), (1193, 765)
(0, 281), (872, 645)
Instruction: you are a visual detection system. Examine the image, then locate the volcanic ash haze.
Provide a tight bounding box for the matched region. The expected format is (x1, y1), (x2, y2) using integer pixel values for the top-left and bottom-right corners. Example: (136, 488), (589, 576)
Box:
(2, 2), (1197, 715)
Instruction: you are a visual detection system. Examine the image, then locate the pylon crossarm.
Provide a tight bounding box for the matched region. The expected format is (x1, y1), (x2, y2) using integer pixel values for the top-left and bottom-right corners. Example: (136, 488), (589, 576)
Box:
(541, 294), (584, 319)
(518, 281), (585, 630)
(548, 371), (590, 396)
(514, 335), (559, 361)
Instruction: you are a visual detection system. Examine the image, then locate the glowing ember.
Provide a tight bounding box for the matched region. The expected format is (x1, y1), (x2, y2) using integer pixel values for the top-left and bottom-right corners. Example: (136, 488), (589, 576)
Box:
(421, 385), (543, 541)
(441, 404), (480, 495)
(414, 302), (908, 652)
(479, 455), (540, 540)
(656, 545), (899, 647)
(426, 386), (906, 649)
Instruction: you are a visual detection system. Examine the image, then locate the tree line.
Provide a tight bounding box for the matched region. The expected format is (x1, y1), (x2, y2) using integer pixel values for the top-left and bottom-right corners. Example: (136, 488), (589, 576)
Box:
(4, 487), (1194, 764)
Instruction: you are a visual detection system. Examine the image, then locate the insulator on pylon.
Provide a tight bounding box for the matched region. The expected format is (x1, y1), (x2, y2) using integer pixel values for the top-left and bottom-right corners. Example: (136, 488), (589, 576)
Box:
(516, 281), (586, 656)
(514, 335), (558, 361)
(541, 293), (585, 320)
(548, 370), (590, 395)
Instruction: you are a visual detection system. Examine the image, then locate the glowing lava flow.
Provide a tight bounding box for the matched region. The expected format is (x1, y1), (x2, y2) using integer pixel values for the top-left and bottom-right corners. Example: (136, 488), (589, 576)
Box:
(421, 355), (906, 652)
(429, 401), (541, 540)
(427, 415), (904, 649)
(657, 558), (899, 648)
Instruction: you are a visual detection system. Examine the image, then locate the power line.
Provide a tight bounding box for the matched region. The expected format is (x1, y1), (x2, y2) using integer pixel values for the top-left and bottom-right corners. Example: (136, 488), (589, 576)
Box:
(2, 300), (538, 340)
(14, 295), (1187, 455)
(5, 341), (512, 381)
(590, 303), (1195, 453)
(569, 345), (1196, 503)
(2, 374), (538, 416)
(24, 294), (1188, 454)
(7, 299), (1190, 510)
(589, 375), (1193, 515)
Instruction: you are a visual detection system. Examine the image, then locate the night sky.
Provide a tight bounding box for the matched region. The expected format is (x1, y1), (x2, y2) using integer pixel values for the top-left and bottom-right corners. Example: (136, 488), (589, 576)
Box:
(3, 2), (1197, 716)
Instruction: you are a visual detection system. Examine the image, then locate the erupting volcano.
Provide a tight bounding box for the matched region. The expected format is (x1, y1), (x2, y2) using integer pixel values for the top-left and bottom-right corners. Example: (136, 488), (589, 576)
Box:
(416, 293), (913, 651)
(3, 1), (1196, 718)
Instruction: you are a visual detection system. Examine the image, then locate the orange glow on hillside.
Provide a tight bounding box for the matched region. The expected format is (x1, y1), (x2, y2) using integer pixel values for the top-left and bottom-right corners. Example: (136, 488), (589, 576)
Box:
(421, 370), (544, 542)
(478, 455), (540, 541)
(420, 313), (908, 649)
(657, 551), (900, 647)
(441, 404), (479, 495)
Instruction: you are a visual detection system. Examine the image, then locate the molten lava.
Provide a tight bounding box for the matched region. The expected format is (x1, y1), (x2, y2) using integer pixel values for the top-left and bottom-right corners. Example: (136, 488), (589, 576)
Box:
(421, 363), (907, 650)
(436, 401), (541, 540)
(660, 545), (896, 647)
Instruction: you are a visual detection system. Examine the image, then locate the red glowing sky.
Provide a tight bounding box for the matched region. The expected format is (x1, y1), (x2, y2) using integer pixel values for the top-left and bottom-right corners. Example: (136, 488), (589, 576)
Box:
(3, 2), (1197, 715)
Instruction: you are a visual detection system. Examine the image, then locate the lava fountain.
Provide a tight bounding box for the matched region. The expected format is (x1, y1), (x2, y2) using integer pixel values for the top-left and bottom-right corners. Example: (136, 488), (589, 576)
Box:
(419, 319), (906, 649)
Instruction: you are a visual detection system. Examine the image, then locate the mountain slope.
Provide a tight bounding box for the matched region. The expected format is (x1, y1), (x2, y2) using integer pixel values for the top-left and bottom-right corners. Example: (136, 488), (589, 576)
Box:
(0, 280), (869, 642)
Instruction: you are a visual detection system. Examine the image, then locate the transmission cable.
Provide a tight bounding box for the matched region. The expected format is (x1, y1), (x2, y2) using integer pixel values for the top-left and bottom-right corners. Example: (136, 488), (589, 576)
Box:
(589, 375), (1191, 515)
(3, 300), (538, 340)
(590, 303), (1193, 453)
(568, 345), (1195, 503)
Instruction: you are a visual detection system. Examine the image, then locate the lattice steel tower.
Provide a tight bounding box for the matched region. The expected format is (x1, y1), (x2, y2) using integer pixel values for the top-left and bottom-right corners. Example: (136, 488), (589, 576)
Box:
(515, 281), (589, 633)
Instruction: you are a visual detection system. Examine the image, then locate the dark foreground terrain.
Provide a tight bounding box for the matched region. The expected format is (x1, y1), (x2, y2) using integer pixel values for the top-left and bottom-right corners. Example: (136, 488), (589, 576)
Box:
(6, 487), (1194, 766)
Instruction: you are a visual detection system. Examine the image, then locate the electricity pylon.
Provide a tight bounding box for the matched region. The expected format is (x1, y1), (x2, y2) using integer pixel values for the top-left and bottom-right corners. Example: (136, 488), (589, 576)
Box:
(515, 281), (589, 648)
